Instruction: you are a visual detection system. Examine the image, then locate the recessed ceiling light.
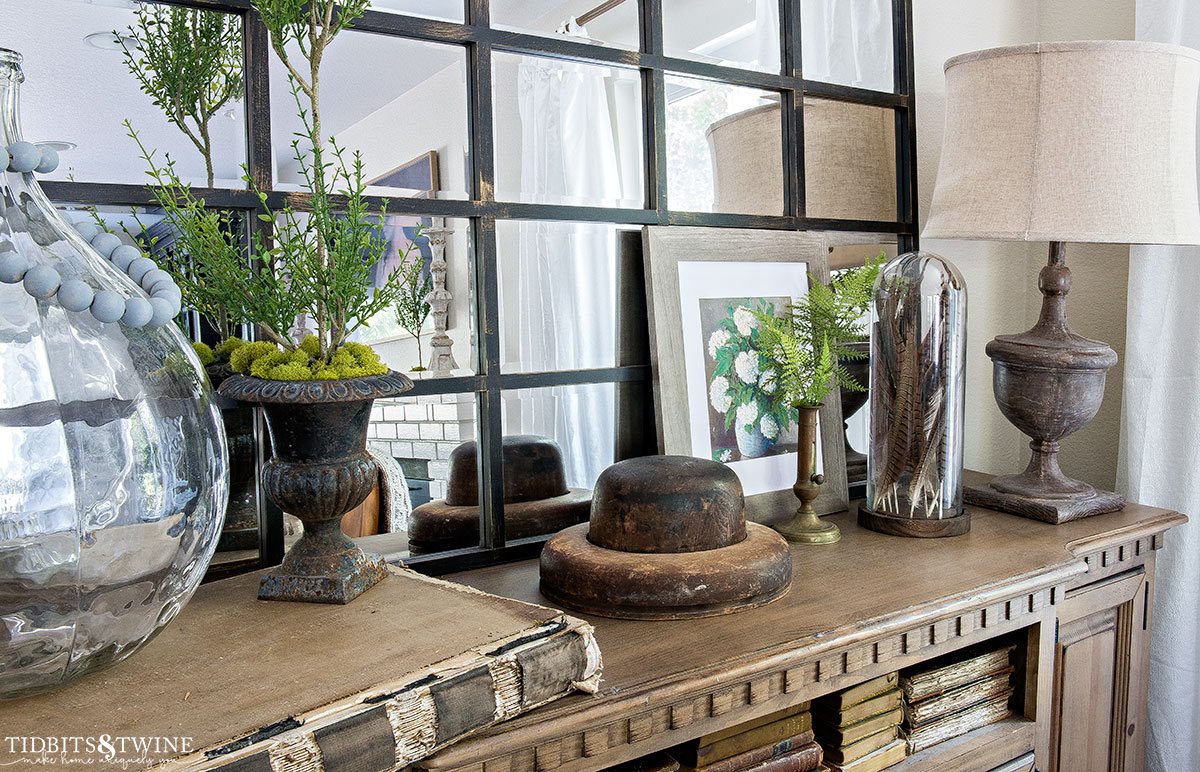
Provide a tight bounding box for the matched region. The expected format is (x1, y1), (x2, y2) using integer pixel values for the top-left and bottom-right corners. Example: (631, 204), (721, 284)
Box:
(37, 141), (76, 152)
(84, 31), (135, 51)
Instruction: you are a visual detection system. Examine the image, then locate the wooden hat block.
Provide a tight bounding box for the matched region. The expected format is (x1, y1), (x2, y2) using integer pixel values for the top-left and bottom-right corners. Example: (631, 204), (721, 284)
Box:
(540, 456), (793, 619)
(409, 435), (591, 553)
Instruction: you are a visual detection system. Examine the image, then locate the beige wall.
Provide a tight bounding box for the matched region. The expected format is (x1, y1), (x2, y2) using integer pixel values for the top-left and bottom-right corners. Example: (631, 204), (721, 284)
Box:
(915, 0), (1134, 490)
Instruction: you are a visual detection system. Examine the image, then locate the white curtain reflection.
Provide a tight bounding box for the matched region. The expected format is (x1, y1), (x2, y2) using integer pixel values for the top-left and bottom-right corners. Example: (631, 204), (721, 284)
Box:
(514, 27), (638, 486)
(800, 0), (893, 92)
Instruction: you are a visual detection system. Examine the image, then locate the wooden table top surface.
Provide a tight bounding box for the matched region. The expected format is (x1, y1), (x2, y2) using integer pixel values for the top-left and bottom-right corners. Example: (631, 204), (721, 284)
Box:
(423, 480), (1184, 768)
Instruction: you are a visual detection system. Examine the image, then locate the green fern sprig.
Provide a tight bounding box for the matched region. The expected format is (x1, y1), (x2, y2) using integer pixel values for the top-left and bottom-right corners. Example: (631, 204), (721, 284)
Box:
(753, 252), (886, 406)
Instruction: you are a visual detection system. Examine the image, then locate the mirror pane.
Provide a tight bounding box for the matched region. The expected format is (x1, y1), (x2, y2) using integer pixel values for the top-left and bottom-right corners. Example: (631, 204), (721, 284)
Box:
(803, 99), (896, 221)
(801, 0), (894, 92)
(492, 52), (644, 208)
(0, 0), (246, 188)
(666, 76), (781, 214)
(491, 0), (639, 50)
(662, 0), (780, 74)
(361, 392), (479, 558)
(497, 220), (646, 374)
(271, 31), (470, 201)
(351, 217), (477, 377)
(371, 0), (465, 23)
(502, 382), (616, 494)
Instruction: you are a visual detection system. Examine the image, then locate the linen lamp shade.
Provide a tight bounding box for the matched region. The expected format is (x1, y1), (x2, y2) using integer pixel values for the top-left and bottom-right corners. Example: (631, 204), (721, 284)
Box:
(923, 40), (1200, 245)
(706, 98), (896, 220)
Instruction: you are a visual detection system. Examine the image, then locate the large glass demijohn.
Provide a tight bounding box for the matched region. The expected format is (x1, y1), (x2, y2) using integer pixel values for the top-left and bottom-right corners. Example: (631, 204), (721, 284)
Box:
(0, 48), (228, 699)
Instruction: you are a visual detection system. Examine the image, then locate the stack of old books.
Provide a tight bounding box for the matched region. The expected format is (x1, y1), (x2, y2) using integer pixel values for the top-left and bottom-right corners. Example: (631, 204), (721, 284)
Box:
(673, 703), (824, 772)
(899, 645), (1016, 754)
(811, 673), (906, 772)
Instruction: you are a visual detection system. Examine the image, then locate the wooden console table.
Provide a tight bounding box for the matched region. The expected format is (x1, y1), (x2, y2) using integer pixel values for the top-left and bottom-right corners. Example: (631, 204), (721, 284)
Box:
(417, 485), (1184, 772)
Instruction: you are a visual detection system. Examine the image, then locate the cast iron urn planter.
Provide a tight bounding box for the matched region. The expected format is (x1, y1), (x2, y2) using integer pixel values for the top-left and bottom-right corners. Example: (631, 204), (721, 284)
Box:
(218, 371), (414, 603)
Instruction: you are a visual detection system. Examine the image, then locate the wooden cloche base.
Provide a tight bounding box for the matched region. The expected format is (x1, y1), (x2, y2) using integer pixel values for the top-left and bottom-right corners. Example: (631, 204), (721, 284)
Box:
(965, 481), (1124, 524)
(857, 502), (971, 538)
(539, 523), (792, 620)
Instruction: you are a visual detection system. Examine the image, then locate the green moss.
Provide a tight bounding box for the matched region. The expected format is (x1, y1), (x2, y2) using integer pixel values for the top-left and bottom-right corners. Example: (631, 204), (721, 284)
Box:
(299, 335), (320, 357)
(232, 341), (281, 374)
(263, 363), (314, 380)
(226, 339), (389, 381)
(214, 336), (245, 362)
(248, 350), (287, 379)
(192, 341), (214, 366)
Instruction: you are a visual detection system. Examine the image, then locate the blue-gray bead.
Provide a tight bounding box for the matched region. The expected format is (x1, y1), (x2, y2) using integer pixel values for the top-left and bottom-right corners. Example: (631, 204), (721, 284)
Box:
(109, 244), (140, 271)
(7, 141), (40, 173)
(91, 290), (125, 323)
(57, 279), (94, 312)
(148, 297), (176, 327)
(147, 277), (175, 296)
(23, 264), (60, 298)
(121, 296), (153, 327)
(127, 257), (156, 284)
(73, 222), (101, 243)
(153, 287), (182, 314)
(0, 250), (28, 283)
(160, 292), (182, 317)
(34, 146), (59, 174)
(140, 268), (171, 290)
(90, 232), (121, 258)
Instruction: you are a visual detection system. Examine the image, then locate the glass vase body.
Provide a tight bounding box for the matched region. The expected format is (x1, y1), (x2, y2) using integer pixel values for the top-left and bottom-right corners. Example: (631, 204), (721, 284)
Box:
(0, 49), (228, 699)
(865, 251), (967, 524)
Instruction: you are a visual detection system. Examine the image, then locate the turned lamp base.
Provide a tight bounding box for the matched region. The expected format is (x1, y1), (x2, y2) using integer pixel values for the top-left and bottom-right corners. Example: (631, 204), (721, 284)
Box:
(979, 242), (1125, 524)
(965, 476), (1124, 524)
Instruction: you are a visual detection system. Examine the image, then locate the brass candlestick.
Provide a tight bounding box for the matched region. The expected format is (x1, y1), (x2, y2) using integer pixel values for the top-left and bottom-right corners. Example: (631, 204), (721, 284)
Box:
(774, 404), (841, 544)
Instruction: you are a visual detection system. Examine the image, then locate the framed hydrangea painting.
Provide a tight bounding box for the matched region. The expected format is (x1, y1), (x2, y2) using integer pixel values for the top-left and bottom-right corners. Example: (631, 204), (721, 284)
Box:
(641, 226), (849, 518)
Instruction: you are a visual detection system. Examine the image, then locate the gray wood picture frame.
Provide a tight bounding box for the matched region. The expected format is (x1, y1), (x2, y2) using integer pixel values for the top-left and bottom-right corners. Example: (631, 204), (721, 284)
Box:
(641, 226), (849, 520)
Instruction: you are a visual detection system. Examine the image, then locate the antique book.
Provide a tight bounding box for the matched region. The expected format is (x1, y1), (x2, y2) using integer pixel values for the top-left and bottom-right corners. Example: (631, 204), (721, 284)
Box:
(825, 738), (906, 772)
(822, 725), (900, 766)
(678, 730), (816, 772)
(678, 713), (815, 767)
(900, 645), (1015, 701)
(816, 689), (902, 727)
(817, 672), (899, 710)
(814, 707), (902, 746)
(905, 670), (1015, 726)
(737, 743), (825, 772)
(697, 703), (813, 747)
(0, 566), (601, 772)
(904, 694), (1013, 754)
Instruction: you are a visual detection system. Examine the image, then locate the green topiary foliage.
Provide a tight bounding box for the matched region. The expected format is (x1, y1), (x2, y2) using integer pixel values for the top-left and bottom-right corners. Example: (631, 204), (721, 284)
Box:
(192, 341), (215, 366)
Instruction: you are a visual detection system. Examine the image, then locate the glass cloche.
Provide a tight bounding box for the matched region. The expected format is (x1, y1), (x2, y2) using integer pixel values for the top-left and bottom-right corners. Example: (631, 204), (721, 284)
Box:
(860, 251), (968, 536)
(0, 48), (227, 699)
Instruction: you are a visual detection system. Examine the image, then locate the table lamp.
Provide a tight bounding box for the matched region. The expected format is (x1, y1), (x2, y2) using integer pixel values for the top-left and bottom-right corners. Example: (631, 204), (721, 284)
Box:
(922, 40), (1200, 523)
